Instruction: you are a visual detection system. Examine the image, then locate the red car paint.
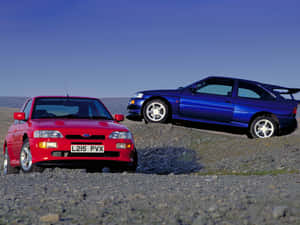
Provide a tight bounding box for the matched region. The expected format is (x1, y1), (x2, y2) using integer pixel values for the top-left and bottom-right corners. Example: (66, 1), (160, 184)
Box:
(3, 96), (137, 172)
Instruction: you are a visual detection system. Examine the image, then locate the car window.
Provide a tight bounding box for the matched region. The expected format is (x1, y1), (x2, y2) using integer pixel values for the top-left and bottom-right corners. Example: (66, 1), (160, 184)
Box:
(31, 98), (113, 120)
(238, 88), (260, 99)
(195, 79), (233, 96)
(23, 99), (33, 120)
(238, 81), (274, 100)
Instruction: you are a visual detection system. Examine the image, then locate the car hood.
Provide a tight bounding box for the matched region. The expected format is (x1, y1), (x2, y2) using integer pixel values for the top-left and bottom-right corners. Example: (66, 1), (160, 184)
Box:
(142, 89), (182, 95)
(31, 119), (128, 131)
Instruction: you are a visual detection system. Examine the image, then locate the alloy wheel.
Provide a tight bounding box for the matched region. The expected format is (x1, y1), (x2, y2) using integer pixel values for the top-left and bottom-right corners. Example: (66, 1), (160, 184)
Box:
(254, 119), (275, 138)
(146, 102), (167, 122)
(3, 148), (8, 175)
(20, 144), (33, 171)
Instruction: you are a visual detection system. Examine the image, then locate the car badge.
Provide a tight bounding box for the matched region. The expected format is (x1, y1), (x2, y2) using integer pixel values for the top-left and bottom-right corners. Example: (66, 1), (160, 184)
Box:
(82, 134), (91, 138)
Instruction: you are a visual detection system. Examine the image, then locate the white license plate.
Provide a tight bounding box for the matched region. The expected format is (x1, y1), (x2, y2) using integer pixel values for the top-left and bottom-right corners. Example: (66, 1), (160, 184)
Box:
(71, 145), (104, 153)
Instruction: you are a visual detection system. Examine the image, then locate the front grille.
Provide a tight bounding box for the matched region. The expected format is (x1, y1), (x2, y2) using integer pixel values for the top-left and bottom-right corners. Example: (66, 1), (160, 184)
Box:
(65, 135), (105, 140)
(52, 151), (119, 158)
(71, 142), (103, 145)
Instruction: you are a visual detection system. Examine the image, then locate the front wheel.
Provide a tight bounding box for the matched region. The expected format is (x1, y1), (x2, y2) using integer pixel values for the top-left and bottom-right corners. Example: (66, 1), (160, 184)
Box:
(127, 150), (138, 172)
(143, 99), (169, 123)
(20, 140), (44, 173)
(110, 151), (138, 173)
(249, 116), (278, 138)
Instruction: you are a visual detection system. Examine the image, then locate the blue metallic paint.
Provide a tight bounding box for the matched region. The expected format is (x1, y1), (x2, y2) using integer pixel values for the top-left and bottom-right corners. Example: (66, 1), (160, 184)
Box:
(127, 77), (298, 130)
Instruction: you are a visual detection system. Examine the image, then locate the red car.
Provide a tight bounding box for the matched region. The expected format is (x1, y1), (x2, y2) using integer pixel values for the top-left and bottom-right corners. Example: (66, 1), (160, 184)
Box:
(3, 96), (137, 174)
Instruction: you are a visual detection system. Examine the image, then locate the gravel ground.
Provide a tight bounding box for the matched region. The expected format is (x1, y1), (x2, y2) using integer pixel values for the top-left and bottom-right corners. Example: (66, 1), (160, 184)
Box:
(0, 107), (300, 225)
(1, 171), (300, 225)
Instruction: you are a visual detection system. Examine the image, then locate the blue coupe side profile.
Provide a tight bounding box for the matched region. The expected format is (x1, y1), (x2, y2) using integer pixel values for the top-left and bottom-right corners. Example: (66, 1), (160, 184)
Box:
(127, 76), (299, 138)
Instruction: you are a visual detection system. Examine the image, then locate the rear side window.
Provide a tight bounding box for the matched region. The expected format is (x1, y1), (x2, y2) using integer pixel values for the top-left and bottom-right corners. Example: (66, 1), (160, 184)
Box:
(238, 82), (274, 100)
(195, 78), (234, 96)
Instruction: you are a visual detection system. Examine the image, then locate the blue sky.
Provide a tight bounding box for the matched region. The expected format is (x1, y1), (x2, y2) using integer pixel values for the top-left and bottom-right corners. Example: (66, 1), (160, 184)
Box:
(1, 0), (300, 98)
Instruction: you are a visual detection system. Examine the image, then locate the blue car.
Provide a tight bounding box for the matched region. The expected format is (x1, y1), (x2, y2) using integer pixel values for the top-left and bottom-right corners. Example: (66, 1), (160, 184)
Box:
(127, 76), (299, 138)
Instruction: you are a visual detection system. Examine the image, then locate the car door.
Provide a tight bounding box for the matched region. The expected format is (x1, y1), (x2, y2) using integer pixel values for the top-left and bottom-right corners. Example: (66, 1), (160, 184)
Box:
(179, 78), (235, 123)
(13, 99), (33, 158)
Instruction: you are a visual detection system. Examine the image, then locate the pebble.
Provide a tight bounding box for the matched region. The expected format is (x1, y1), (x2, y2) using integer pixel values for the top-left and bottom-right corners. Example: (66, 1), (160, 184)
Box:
(0, 118), (299, 225)
(272, 206), (288, 219)
(39, 213), (60, 223)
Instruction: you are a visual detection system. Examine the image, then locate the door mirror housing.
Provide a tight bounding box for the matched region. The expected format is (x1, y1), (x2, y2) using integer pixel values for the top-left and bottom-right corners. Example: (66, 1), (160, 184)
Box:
(14, 112), (26, 121)
(190, 85), (197, 93)
(114, 114), (124, 122)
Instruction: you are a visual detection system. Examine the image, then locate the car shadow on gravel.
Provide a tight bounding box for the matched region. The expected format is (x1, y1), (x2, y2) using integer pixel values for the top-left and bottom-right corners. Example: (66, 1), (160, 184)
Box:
(172, 120), (248, 137)
(172, 119), (298, 137)
(136, 147), (203, 175)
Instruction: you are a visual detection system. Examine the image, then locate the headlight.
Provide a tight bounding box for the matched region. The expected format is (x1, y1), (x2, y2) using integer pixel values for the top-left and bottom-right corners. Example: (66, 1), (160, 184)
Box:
(109, 131), (133, 139)
(34, 130), (63, 138)
(133, 92), (144, 98)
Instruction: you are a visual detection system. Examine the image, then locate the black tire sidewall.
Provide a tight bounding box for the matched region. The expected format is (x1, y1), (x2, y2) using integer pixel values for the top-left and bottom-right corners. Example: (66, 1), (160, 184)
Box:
(143, 99), (169, 123)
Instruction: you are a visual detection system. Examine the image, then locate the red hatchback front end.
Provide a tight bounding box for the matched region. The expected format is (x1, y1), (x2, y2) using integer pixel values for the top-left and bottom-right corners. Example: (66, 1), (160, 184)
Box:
(3, 96), (137, 174)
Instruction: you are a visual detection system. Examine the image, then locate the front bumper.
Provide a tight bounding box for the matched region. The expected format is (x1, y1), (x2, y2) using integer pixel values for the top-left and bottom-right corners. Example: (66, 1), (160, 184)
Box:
(36, 160), (136, 169)
(127, 98), (145, 120)
(29, 138), (136, 166)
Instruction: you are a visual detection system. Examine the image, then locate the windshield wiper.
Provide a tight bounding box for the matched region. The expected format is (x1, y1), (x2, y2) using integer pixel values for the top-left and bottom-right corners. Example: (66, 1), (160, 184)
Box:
(89, 116), (111, 120)
(55, 114), (79, 119)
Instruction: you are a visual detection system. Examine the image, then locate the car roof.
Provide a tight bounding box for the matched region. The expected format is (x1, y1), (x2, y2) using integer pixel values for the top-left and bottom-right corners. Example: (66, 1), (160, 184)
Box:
(32, 96), (99, 100)
(207, 76), (295, 90)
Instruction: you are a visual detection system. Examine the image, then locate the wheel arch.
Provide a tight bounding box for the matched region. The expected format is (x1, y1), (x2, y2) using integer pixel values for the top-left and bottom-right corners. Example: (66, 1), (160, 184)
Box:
(142, 96), (173, 120)
(248, 112), (279, 129)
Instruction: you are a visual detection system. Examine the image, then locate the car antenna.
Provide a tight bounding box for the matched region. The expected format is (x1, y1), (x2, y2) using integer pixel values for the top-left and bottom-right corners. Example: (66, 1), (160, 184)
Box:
(64, 80), (70, 98)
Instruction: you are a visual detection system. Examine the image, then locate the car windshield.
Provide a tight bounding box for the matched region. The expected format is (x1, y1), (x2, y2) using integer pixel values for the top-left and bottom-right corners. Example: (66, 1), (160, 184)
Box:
(31, 98), (113, 120)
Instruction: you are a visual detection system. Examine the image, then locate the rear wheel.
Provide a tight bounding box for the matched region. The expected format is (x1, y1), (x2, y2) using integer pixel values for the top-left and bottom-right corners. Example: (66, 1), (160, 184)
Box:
(20, 140), (44, 173)
(3, 146), (20, 175)
(143, 99), (169, 123)
(250, 116), (278, 138)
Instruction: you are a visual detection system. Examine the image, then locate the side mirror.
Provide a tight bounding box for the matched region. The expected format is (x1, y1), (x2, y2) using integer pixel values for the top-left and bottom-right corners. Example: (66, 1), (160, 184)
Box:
(114, 114), (124, 122)
(190, 86), (197, 93)
(14, 112), (25, 121)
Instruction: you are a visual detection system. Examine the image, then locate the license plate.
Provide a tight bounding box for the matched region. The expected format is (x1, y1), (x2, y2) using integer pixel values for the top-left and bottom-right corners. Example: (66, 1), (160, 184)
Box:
(71, 145), (104, 153)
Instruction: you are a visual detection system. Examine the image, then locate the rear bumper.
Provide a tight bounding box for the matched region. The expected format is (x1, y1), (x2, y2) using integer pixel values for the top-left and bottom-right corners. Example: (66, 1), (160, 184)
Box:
(278, 117), (297, 129)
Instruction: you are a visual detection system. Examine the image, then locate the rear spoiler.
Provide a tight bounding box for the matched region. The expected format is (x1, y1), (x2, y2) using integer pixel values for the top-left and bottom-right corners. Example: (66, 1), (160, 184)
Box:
(274, 88), (300, 94)
(270, 87), (300, 102)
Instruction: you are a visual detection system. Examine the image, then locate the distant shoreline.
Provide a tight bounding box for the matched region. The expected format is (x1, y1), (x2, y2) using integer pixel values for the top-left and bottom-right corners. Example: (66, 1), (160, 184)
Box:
(0, 97), (299, 118)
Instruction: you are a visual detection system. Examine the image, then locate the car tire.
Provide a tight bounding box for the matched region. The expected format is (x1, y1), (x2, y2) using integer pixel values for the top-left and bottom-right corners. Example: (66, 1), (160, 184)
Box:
(86, 167), (103, 173)
(126, 150), (138, 172)
(110, 151), (138, 173)
(20, 140), (44, 173)
(143, 99), (169, 123)
(3, 146), (20, 175)
(249, 116), (278, 138)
